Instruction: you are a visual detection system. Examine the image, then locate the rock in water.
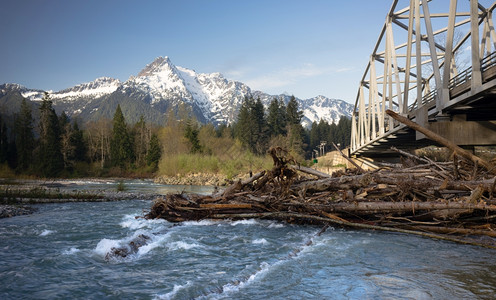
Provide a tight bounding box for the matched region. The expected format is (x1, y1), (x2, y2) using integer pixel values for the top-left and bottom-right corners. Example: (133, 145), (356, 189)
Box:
(105, 234), (151, 260)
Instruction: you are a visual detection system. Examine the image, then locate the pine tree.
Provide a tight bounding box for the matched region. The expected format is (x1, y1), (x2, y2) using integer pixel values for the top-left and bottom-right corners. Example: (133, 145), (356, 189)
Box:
(184, 118), (203, 154)
(70, 121), (87, 162)
(15, 98), (34, 171)
(145, 133), (161, 170)
(133, 116), (151, 167)
(252, 97), (268, 154)
(309, 121), (320, 151)
(0, 116), (8, 164)
(336, 116), (352, 148)
(286, 95), (303, 125)
(285, 96), (305, 156)
(110, 104), (134, 168)
(234, 96), (268, 155)
(38, 92), (64, 177)
(234, 96), (254, 150)
(59, 111), (74, 169)
(267, 97), (287, 137)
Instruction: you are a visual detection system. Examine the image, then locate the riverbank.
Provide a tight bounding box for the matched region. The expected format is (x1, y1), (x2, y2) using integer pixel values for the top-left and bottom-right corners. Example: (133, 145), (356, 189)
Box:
(0, 191), (162, 218)
(0, 179), (166, 218)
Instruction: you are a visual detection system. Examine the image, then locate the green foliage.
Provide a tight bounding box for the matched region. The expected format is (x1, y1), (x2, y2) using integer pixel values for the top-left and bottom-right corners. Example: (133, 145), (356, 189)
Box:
(70, 121), (87, 162)
(0, 118), (8, 164)
(286, 95), (303, 125)
(15, 98), (35, 171)
(38, 93), (64, 177)
(184, 118), (203, 154)
(146, 133), (161, 170)
(234, 96), (268, 155)
(267, 97), (287, 137)
(306, 116), (352, 157)
(110, 105), (134, 168)
(116, 180), (127, 192)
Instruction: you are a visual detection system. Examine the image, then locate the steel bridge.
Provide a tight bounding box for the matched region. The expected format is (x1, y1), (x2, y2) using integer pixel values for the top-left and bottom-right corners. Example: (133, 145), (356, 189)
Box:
(350, 0), (496, 158)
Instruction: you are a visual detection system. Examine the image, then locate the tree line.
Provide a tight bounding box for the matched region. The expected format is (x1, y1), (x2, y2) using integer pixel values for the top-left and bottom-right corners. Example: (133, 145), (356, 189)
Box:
(0, 93), (351, 178)
(1, 93), (161, 177)
(232, 95), (351, 160)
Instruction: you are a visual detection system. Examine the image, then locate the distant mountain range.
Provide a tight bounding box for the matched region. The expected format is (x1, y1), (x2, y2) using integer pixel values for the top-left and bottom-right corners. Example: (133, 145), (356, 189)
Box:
(0, 56), (353, 127)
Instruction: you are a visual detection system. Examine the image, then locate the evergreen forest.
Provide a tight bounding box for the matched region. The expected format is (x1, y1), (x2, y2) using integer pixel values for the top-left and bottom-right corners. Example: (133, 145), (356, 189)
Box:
(0, 94), (351, 178)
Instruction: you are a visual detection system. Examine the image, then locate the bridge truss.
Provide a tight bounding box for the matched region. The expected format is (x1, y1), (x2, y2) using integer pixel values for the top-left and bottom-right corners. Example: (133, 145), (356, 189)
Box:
(351, 0), (496, 157)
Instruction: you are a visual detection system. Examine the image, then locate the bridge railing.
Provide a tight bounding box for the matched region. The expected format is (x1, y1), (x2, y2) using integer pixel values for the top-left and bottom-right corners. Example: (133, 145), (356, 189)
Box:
(448, 67), (472, 90)
(481, 51), (496, 72)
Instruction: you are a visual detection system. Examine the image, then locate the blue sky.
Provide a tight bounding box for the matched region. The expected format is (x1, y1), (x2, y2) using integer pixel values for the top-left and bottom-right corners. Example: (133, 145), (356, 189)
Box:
(1, 0), (394, 103)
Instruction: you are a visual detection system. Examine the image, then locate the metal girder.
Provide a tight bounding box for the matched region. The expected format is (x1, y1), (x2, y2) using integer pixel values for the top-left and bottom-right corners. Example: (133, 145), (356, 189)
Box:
(351, 0), (496, 157)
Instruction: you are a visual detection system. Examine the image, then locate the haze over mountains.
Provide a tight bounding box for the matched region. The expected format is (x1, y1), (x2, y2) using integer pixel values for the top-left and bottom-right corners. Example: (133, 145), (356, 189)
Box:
(0, 56), (353, 127)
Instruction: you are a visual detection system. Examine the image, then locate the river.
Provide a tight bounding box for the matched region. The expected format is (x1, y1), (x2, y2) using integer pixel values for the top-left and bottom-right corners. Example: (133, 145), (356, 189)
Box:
(1, 180), (495, 299)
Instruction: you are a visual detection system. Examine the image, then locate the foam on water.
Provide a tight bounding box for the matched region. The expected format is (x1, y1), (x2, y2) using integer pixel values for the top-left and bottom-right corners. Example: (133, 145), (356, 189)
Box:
(120, 214), (166, 230)
(168, 241), (201, 251)
(154, 281), (192, 300)
(62, 247), (80, 255)
(224, 262), (271, 292)
(252, 238), (268, 245)
(137, 232), (172, 256)
(182, 220), (219, 226)
(94, 229), (171, 260)
(230, 219), (259, 226)
(94, 238), (122, 257)
(267, 222), (285, 228)
(199, 228), (326, 299)
(39, 229), (54, 236)
(203, 261), (276, 299)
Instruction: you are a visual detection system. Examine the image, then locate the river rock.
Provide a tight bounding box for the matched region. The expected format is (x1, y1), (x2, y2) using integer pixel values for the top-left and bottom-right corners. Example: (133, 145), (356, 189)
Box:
(0, 205), (36, 218)
(154, 173), (233, 186)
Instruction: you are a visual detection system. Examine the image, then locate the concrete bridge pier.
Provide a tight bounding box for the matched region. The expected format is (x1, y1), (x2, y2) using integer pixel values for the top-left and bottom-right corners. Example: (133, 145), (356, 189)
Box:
(416, 112), (496, 147)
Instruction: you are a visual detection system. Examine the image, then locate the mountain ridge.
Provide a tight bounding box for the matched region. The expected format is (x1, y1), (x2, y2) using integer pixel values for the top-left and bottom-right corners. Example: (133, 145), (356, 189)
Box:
(1, 56), (353, 127)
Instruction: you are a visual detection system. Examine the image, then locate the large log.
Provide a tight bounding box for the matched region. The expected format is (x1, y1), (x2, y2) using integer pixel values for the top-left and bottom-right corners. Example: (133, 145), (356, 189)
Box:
(294, 173), (373, 192)
(400, 225), (496, 238)
(284, 201), (496, 214)
(289, 164), (331, 178)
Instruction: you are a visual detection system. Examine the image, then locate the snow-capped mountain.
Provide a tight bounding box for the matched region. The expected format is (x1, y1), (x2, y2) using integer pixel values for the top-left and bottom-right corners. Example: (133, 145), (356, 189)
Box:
(301, 95), (353, 126)
(121, 56), (251, 124)
(0, 56), (353, 126)
(251, 92), (353, 127)
(52, 77), (122, 100)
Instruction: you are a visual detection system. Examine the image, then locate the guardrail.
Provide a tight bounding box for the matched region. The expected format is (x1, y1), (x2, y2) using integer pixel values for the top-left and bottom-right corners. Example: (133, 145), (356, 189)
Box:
(481, 51), (496, 72)
(448, 66), (472, 90)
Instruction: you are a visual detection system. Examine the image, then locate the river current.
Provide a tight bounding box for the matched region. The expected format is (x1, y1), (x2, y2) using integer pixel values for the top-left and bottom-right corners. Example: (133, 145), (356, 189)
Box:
(1, 180), (496, 299)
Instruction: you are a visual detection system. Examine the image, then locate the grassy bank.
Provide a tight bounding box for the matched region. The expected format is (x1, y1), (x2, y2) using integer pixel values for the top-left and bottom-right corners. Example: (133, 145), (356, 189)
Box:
(157, 152), (273, 180)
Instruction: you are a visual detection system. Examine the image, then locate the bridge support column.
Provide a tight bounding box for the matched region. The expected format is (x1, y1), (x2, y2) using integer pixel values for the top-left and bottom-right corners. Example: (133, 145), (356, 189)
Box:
(417, 114), (496, 146)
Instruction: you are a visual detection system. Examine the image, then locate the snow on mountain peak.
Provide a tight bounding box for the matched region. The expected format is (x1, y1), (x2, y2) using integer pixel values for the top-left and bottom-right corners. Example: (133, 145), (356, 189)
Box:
(51, 77), (121, 100)
(137, 56), (175, 77)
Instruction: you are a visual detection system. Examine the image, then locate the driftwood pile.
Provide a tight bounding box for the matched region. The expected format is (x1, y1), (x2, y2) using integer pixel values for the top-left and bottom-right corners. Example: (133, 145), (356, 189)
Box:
(146, 111), (496, 249)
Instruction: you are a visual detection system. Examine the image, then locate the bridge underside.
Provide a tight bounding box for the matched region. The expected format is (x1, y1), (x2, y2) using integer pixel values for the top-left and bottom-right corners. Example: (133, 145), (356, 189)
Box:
(353, 90), (496, 158)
